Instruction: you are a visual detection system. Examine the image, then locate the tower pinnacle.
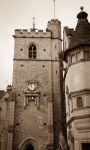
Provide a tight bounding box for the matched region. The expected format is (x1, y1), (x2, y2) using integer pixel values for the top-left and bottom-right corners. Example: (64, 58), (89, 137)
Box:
(80, 6), (84, 11)
(77, 6), (88, 20)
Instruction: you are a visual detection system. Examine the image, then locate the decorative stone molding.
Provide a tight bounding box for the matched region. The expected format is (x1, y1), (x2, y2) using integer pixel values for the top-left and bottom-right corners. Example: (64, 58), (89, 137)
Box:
(23, 80), (40, 109)
(66, 114), (90, 127)
(71, 106), (90, 112)
(47, 144), (54, 150)
(68, 89), (90, 99)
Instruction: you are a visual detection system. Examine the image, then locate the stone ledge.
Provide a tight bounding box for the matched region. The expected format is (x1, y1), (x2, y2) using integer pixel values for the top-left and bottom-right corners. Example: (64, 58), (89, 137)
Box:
(66, 114), (90, 127)
(68, 89), (90, 99)
(47, 144), (54, 150)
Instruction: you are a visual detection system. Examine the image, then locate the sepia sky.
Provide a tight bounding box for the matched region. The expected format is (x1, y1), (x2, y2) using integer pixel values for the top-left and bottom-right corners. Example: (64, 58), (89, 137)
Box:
(0, 0), (90, 90)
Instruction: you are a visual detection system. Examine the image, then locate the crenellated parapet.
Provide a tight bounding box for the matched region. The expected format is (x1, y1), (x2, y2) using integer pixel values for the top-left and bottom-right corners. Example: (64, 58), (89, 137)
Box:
(47, 19), (61, 27)
(47, 19), (61, 39)
(13, 28), (51, 38)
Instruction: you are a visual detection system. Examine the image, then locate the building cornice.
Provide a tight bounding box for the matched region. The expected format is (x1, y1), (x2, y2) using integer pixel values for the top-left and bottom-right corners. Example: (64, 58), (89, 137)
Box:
(13, 35), (62, 41)
(68, 89), (90, 99)
(66, 114), (90, 127)
(63, 43), (90, 61)
(13, 59), (62, 62)
(71, 106), (90, 112)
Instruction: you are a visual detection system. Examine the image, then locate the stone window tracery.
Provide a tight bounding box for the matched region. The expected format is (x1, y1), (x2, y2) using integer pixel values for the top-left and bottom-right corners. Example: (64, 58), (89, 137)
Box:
(29, 44), (37, 59)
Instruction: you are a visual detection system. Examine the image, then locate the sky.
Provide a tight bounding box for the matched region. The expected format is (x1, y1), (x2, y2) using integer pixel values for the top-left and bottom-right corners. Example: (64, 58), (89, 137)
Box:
(0, 0), (90, 91)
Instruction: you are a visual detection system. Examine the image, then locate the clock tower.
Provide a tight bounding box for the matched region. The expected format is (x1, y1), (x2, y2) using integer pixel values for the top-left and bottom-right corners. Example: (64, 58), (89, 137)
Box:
(7, 19), (63, 150)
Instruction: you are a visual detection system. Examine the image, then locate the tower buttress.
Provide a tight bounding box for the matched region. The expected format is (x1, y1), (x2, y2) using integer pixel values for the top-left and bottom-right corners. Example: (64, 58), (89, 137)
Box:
(47, 19), (63, 149)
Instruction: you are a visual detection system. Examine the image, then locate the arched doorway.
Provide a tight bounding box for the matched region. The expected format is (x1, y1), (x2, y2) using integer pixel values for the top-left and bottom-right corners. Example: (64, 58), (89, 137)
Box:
(26, 144), (34, 150)
(18, 137), (38, 150)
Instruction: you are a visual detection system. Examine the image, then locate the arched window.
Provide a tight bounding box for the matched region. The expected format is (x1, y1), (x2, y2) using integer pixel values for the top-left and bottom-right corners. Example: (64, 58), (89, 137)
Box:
(77, 97), (83, 108)
(29, 44), (37, 59)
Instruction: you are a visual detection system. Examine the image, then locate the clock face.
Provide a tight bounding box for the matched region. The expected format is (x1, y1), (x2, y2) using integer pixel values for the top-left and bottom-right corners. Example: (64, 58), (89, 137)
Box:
(28, 83), (36, 91)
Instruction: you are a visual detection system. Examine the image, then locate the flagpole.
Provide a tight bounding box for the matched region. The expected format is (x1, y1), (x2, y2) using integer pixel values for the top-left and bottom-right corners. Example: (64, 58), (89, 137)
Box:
(54, 0), (55, 20)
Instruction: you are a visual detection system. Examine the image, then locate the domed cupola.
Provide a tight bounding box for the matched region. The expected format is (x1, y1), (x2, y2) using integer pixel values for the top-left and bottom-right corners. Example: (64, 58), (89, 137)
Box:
(77, 6), (88, 21)
(64, 7), (90, 52)
(63, 7), (90, 62)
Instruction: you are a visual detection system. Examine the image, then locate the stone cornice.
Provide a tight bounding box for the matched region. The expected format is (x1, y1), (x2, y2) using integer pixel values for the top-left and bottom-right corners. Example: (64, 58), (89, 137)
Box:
(13, 35), (62, 41)
(12, 35), (51, 38)
(23, 91), (40, 96)
(66, 114), (90, 127)
(68, 89), (90, 99)
(13, 59), (62, 62)
(69, 58), (90, 66)
(71, 106), (90, 112)
(64, 43), (90, 61)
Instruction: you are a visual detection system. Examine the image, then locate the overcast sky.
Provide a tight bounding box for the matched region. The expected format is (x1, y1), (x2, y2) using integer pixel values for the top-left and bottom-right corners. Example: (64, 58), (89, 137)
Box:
(0, 0), (90, 90)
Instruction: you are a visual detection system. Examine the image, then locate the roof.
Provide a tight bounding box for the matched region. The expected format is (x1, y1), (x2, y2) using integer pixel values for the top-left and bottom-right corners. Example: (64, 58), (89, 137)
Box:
(0, 90), (5, 99)
(63, 8), (90, 60)
(68, 19), (90, 50)
(64, 26), (74, 36)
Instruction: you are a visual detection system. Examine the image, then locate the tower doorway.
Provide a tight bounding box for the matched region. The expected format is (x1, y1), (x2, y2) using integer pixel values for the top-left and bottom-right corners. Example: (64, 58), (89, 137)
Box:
(26, 144), (34, 150)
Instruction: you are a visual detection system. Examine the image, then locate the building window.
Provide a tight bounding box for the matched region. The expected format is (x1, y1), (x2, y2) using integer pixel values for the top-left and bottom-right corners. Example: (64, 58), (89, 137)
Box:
(77, 97), (83, 108)
(71, 54), (76, 63)
(84, 51), (89, 59)
(29, 44), (37, 59)
(77, 52), (81, 61)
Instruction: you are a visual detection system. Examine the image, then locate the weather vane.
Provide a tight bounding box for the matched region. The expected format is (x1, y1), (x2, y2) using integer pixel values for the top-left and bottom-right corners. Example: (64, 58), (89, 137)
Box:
(33, 17), (35, 29)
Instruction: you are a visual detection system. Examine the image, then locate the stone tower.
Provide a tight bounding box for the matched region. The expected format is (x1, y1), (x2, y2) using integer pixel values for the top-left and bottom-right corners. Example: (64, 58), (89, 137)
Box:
(6, 19), (63, 150)
(64, 7), (90, 150)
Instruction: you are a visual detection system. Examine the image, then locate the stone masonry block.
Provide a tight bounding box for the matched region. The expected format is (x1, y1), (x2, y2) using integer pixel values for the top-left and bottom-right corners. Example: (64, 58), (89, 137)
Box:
(8, 125), (14, 132)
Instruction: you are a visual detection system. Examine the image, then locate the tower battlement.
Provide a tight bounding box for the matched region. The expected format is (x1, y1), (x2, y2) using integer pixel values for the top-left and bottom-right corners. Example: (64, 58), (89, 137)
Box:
(47, 19), (61, 27)
(47, 19), (61, 39)
(14, 29), (51, 38)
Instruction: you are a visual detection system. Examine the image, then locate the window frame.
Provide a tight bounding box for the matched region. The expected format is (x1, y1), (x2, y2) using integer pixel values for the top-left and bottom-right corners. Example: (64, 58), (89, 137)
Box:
(77, 97), (83, 108)
(76, 51), (81, 61)
(84, 50), (90, 60)
(29, 44), (37, 59)
(71, 54), (76, 63)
